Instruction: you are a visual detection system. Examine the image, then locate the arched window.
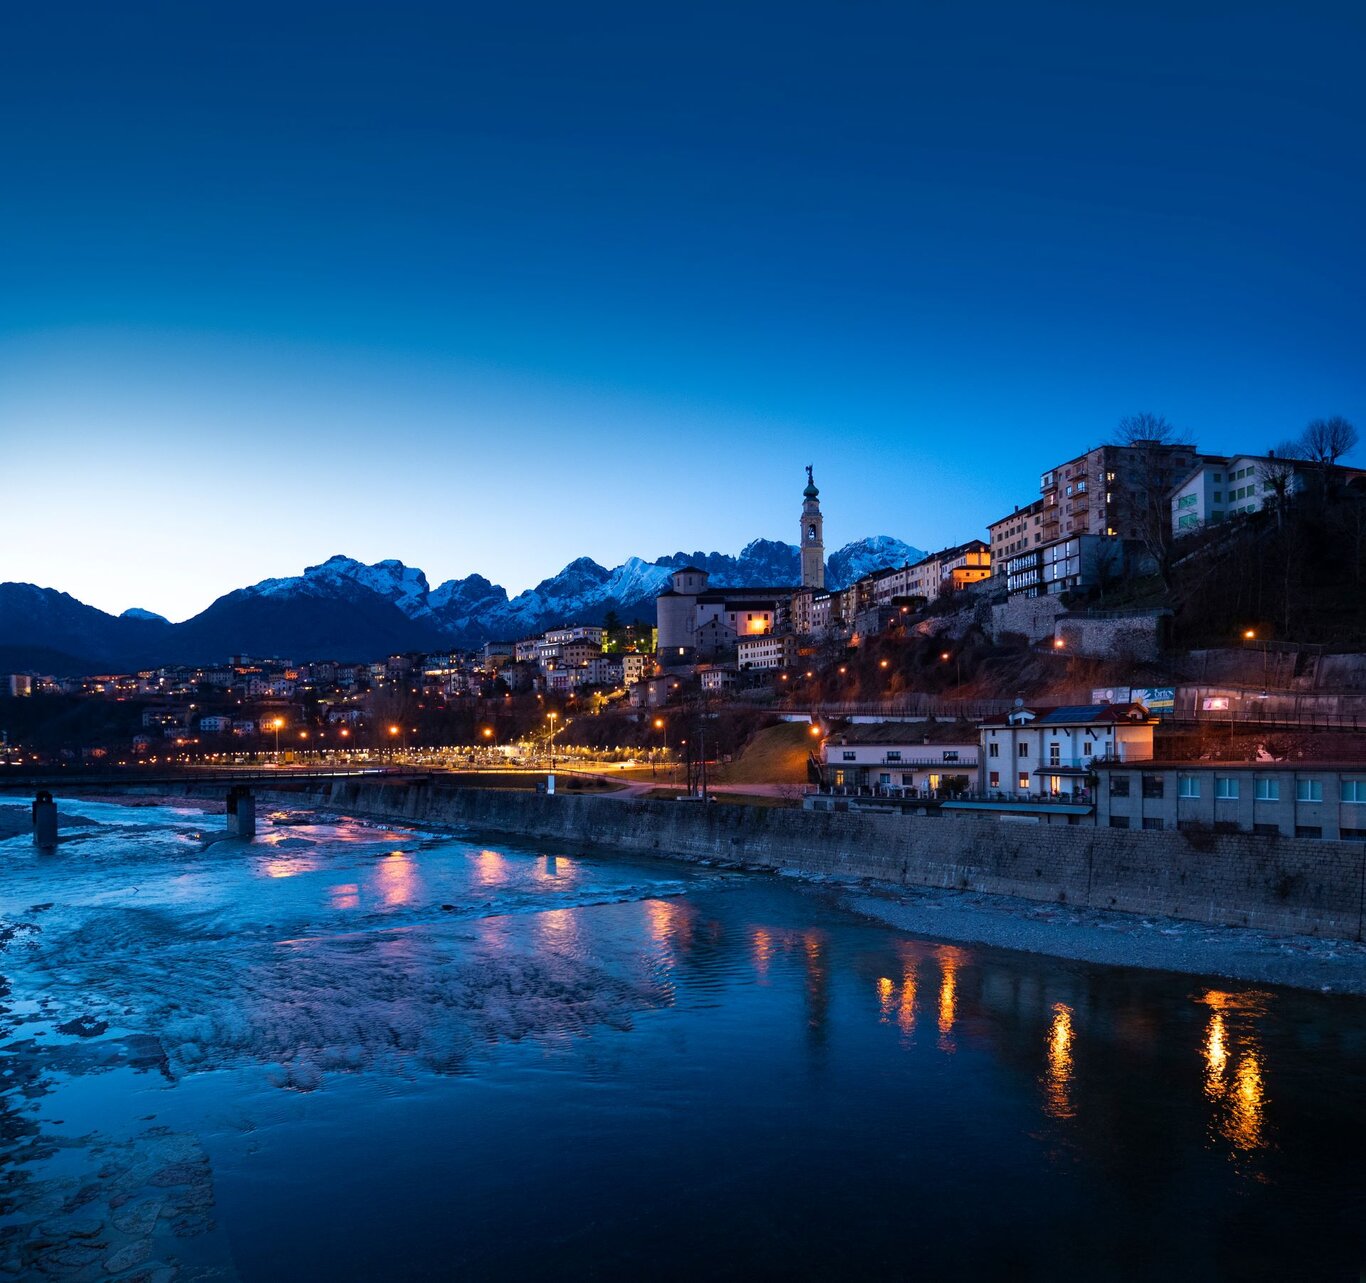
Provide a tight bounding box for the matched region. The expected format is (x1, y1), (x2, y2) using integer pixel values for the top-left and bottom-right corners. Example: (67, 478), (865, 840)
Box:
(807, 524), (817, 542)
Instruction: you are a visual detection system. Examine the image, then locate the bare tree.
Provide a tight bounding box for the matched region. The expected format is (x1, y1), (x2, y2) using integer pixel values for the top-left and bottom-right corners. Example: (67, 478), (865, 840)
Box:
(1257, 449), (1299, 529)
(1300, 416), (1359, 467)
(1115, 412), (1194, 449)
(1111, 412), (1195, 593)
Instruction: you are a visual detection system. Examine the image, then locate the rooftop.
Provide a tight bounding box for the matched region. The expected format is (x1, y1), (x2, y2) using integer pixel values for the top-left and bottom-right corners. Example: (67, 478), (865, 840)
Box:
(826, 720), (980, 746)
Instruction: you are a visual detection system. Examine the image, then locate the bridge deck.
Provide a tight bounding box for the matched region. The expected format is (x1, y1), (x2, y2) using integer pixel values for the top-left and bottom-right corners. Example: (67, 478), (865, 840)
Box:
(0, 767), (428, 792)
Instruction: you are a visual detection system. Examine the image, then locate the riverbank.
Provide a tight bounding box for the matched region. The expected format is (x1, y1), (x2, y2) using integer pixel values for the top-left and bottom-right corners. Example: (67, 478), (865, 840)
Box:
(239, 785), (1366, 995)
(823, 881), (1366, 996)
(14, 787), (1366, 995)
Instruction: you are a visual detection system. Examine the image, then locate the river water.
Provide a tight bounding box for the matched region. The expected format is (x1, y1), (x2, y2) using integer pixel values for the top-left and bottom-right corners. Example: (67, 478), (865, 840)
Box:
(0, 797), (1363, 1281)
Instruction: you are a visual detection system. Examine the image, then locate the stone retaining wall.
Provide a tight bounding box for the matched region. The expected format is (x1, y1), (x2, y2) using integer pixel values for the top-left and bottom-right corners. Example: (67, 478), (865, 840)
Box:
(270, 780), (1366, 942)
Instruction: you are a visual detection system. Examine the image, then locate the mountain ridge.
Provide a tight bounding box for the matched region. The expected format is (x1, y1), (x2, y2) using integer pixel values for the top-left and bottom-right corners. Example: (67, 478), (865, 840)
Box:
(0, 535), (925, 672)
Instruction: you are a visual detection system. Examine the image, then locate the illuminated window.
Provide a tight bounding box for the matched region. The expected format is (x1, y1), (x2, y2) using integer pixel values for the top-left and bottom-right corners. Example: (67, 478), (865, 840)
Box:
(1017, 773), (1030, 791)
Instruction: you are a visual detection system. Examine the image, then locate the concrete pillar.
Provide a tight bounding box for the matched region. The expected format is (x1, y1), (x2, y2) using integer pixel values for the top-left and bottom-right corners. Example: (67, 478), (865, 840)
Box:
(226, 786), (256, 839)
(32, 791), (58, 849)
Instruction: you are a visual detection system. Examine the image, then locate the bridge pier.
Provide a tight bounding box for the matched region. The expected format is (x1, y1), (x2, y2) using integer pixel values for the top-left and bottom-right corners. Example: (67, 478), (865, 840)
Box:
(226, 786), (256, 839)
(32, 791), (58, 849)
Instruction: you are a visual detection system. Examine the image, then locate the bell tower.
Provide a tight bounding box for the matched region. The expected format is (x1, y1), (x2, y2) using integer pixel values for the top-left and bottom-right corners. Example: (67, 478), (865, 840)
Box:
(800, 465), (824, 589)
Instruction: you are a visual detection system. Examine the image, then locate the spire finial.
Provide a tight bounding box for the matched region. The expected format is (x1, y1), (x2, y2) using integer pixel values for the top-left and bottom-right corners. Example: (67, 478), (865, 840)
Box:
(806, 463), (814, 486)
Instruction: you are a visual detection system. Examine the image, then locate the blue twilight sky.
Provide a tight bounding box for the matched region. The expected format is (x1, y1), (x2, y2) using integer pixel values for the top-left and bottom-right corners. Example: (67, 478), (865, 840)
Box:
(2, 1), (1363, 621)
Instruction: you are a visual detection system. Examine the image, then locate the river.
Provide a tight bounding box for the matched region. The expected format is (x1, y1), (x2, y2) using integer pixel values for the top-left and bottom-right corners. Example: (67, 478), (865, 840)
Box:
(1, 797), (1362, 1280)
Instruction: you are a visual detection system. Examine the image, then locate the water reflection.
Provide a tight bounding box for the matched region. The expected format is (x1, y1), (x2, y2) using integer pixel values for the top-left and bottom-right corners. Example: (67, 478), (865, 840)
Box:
(897, 961), (917, 1038)
(472, 849), (506, 888)
(1043, 1002), (1075, 1120)
(375, 851), (417, 907)
(1198, 990), (1273, 1158)
(752, 928), (774, 979)
(258, 850), (323, 879)
(937, 947), (962, 1052)
(646, 898), (694, 957)
(330, 882), (360, 911)
(539, 907), (578, 949)
(876, 975), (895, 1021)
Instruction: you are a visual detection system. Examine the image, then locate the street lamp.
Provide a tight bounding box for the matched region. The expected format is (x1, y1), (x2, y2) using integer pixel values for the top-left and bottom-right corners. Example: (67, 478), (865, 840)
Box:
(272, 717), (284, 761)
(652, 716), (664, 778)
(547, 711), (559, 769)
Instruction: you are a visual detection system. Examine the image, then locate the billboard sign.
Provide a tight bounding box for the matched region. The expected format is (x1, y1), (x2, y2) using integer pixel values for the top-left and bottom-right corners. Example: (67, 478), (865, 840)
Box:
(1134, 686), (1175, 713)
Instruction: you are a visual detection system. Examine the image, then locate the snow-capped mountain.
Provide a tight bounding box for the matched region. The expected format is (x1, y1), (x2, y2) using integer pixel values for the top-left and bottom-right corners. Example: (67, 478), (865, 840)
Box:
(0, 535), (927, 669)
(120, 607), (170, 624)
(654, 536), (924, 591)
(246, 555), (433, 619)
(827, 536), (924, 587)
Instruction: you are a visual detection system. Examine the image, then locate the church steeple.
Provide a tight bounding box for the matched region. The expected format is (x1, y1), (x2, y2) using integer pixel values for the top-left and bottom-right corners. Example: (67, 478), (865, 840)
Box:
(801, 465), (824, 589)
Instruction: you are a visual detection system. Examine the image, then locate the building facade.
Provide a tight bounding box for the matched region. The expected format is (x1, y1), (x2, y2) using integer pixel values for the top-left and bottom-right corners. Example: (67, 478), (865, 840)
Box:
(736, 632), (799, 670)
(819, 724), (980, 793)
(977, 703), (1155, 799)
(1095, 761), (1366, 839)
(987, 499), (1046, 573)
(1168, 455), (1366, 536)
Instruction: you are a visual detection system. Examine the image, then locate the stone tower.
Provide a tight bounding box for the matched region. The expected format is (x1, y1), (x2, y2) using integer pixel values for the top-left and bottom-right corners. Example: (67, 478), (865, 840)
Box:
(801, 465), (824, 589)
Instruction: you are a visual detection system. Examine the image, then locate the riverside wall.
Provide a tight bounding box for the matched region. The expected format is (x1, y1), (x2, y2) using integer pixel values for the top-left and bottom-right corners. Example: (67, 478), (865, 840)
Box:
(272, 780), (1366, 942)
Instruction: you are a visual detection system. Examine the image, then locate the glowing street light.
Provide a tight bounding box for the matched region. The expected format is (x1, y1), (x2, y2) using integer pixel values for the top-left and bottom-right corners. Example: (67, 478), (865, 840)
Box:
(272, 716), (284, 760)
(547, 710), (560, 769)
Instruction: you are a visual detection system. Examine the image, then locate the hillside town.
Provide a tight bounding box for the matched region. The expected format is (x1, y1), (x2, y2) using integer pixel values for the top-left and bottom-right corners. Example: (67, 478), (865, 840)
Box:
(5, 416), (1366, 843)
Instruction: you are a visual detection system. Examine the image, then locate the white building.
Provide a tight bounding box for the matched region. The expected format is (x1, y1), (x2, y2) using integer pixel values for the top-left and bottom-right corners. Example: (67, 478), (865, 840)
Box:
(977, 703), (1155, 800)
(1169, 454), (1366, 536)
(586, 656), (624, 687)
(819, 724), (979, 793)
(544, 626), (605, 646)
(736, 632), (798, 671)
(698, 664), (737, 692)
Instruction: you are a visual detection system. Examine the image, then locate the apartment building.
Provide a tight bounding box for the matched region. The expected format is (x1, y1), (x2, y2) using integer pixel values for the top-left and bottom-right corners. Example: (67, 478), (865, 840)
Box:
(905, 540), (991, 600)
(1095, 761), (1366, 839)
(1039, 440), (1200, 544)
(1169, 455), (1366, 536)
(736, 632), (799, 670)
(819, 723), (980, 792)
(987, 499), (1045, 571)
(976, 703), (1155, 800)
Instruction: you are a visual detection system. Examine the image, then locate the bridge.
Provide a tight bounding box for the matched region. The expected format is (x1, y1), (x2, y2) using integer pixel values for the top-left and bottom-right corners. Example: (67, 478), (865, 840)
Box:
(1, 765), (430, 847)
